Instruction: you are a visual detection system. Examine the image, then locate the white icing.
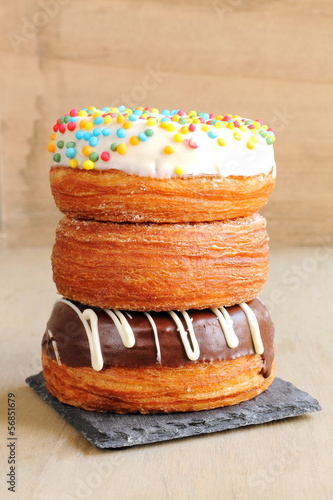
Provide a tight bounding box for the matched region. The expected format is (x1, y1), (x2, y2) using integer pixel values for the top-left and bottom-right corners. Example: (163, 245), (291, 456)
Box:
(143, 312), (161, 364)
(211, 307), (239, 348)
(168, 311), (200, 361)
(103, 309), (135, 348)
(51, 109), (276, 179)
(48, 330), (62, 366)
(238, 302), (264, 355)
(58, 299), (104, 371)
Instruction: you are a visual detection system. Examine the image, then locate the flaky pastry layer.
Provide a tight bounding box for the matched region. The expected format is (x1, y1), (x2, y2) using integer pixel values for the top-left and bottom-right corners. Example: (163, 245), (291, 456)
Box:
(52, 214), (269, 311)
(50, 167), (275, 223)
(42, 350), (275, 413)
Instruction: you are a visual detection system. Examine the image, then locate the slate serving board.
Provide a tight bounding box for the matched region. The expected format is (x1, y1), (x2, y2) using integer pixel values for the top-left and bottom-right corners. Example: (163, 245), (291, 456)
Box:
(26, 372), (321, 450)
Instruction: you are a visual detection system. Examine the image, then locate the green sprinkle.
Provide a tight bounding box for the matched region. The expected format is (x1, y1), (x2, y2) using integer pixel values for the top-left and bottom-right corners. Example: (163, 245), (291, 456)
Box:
(259, 130), (267, 138)
(59, 116), (65, 124)
(66, 141), (76, 148)
(53, 153), (61, 162)
(64, 116), (70, 123)
(110, 142), (119, 151)
(145, 128), (154, 137)
(245, 120), (253, 125)
(89, 152), (99, 162)
(266, 137), (273, 145)
(57, 140), (64, 149)
(178, 117), (188, 124)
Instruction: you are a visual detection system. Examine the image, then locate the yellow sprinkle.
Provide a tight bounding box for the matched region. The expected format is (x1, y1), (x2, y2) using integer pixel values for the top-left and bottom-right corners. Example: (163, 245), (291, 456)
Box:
(82, 160), (95, 169)
(82, 145), (93, 156)
(159, 122), (167, 129)
(172, 115), (180, 122)
(263, 125), (268, 130)
(87, 106), (96, 111)
(47, 142), (55, 153)
(78, 110), (88, 117)
(123, 121), (132, 130)
(110, 107), (119, 113)
(246, 141), (255, 150)
(130, 136), (140, 146)
(117, 115), (125, 124)
(180, 126), (189, 134)
(233, 114), (241, 119)
(233, 132), (241, 141)
(193, 119), (201, 124)
(239, 125), (247, 132)
(147, 117), (157, 126)
(151, 108), (159, 114)
(215, 115), (223, 120)
(214, 122), (223, 129)
(250, 135), (258, 143)
(174, 133), (183, 143)
(50, 133), (56, 140)
(142, 112), (149, 119)
(104, 115), (112, 124)
(164, 145), (174, 154)
(226, 122), (235, 130)
(188, 110), (197, 117)
(117, 143), (127, 155)
(93, 111), (103, 118)
(84, 121), (94, 130)
(125, 108), (132, 115)
(217, 138), (227, 146)
(137, 106), (144, 111)
(175, 166), (184, 175)
(253, 121), (261, 130)
(69, 159), (78, 168)
(79, 119), (87, 129)
(166, 123), (176, 132)
(201, 124), (210, 132)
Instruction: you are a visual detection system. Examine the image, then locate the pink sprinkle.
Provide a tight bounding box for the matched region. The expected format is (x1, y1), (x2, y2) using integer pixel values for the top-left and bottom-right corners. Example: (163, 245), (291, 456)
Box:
(268, 127), (275, 133)
(101, 152), (110, 161)
(234, 121), (240, 128)
(222, 115), (231, 121)
(189, 123), (196, 132)
(178, 110), (185, 116)
(53, 124), (59, 132)
(67, 122), (76, 131)
(59, 124), (66, 133)
(69, 109), (78, 117)
(248, 124), (255, 129)
(189, 139), (198, 149)
(209, 113), (215, 118)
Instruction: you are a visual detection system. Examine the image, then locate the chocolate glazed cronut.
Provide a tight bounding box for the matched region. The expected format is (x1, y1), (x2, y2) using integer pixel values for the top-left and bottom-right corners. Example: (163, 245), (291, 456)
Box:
(41, 297), (275, 413)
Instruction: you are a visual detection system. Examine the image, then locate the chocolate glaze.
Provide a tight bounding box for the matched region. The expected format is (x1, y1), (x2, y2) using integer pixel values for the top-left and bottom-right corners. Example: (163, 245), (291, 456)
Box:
(42, 298), (274, 377)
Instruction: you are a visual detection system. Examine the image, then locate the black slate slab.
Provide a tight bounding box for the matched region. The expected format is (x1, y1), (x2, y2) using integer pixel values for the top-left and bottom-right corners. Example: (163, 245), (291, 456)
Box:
(26, 372), (321, 449)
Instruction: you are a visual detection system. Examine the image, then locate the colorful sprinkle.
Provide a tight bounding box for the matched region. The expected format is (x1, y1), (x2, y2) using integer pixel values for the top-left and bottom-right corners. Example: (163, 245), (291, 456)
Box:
(82, 145), (93, 156)
(130, 136), (140, 146)
(53, 153), (61, 162)
(69, 159), (78, 168)
(89, 152), (99, 162)
(117, 143), (127, 155)
(138, 132), (148, 142)
(82, 160), (95, 170)
(110, 142), (119, 151)
(175, 166), (184, 175)
(164, 145), (174, 154)
(145, 128), (154, 137)
(65, 147), (76, 158)
(217, 138), (227, 146)
(116, 128), (127, 138)
(57, 140), (64, 149)
(100, 152), (110, 161)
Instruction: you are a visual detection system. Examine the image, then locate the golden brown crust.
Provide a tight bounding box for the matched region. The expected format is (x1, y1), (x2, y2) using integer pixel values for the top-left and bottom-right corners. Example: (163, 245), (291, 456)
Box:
(51, 214), (269, 311)
(50, 167), (275, 223)
(42, 349), (274, 413)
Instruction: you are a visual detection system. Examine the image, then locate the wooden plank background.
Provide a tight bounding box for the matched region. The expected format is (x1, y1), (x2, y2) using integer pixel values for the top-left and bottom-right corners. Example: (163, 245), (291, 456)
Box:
(1, 0), (332, 247)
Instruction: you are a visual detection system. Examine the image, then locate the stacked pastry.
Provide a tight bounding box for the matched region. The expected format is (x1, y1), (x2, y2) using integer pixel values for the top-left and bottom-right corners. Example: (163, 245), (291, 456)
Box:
(42, 106), (276, 413)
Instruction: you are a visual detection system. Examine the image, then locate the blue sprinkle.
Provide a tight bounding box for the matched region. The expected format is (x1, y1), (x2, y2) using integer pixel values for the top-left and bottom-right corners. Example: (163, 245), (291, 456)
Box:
(129, 114), (138, 121)
(102, 128), (111, 136)
(94, 116), (104, 125)
(75, 131), (84, 140)
(116, 128), (127, 138)
(208, 131), (218, 139)
(161, 116), (171, 122)
(171, 109), (178, 115)
(69, 117), (78, 122)
(93, 128), (102, 136)
(83, 132), (92, 141)
(138, 132), (147, 141)
(118, 105), (126, 112)
(65, 147), (76, 158)
(133, 109), (143, 115)
(89, 137), (99, 147)
(102, 107), (110, 112)
(161, 109), (170, 116)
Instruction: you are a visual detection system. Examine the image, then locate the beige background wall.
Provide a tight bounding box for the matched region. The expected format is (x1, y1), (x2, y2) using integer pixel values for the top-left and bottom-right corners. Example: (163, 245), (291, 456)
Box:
(1, 0), (332, 248)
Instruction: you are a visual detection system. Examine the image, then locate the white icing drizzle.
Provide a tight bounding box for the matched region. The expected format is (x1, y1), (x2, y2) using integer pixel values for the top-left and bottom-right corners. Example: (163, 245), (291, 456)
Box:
(143, 312), (161, 364)
(103, 309), (135, 348)
(238, 302), (264, 355)
(168, 311), (200, 361)
(57, 299), (104, 371)
(211, 307), (239, 348)
(48, 330), (62, 366)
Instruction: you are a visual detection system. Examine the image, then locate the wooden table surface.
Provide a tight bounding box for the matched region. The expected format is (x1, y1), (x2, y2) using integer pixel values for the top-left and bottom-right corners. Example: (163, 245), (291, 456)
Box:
(0, 246), (332, 500)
